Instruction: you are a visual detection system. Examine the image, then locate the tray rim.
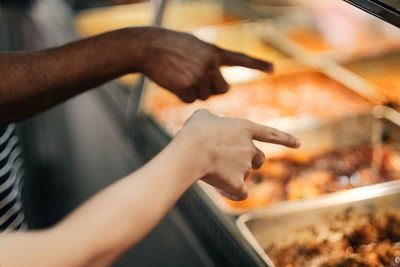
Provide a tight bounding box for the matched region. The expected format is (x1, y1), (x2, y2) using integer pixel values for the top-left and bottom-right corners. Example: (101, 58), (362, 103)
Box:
(236, 180), (400, 267)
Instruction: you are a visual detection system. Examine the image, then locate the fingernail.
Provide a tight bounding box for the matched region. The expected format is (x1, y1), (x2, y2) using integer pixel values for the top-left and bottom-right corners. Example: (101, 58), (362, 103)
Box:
(295, 138), (301, 148)
(230, 195), (242, 201)
(270, 64), (274, 73)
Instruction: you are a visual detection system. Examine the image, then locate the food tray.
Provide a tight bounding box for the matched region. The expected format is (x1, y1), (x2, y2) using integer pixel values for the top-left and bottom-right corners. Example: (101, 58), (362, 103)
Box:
(199, 106), (400, 215)
(144, 70), (372, 135)
(261, 3), (400, 63)
(344, 52), (400, 105)
(236, 181), (400, 266)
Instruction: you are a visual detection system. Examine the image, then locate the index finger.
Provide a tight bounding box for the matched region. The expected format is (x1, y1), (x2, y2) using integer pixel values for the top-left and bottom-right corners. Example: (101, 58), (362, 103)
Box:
(249, 121), (301, 148)
(217, 47), (274, 73)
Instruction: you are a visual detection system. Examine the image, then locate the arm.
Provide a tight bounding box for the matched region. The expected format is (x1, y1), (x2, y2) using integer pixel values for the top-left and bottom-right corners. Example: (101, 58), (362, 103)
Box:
(0, 110), (299, 267)
(0, 27), (273, 125)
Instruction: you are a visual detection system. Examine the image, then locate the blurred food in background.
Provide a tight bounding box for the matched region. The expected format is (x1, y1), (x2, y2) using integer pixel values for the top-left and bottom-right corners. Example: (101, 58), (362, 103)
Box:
(75, 0), (237, 37)
(190, 23), (286, 63)
(276, 0), (400, 61)
(225, 144), (400, 211)
(74, 0), (400, 212)
(71, 1), (400, 265)
(145, 71), (371, 134)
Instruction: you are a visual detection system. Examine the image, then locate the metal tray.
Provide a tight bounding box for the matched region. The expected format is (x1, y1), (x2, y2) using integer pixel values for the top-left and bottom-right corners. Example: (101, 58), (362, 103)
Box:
(199, 106), (400, 215)
(236, 180), (400, 267)
(257, 11), (399, 104)
(260, 6), (400, 63)
(343, 52), (400, 106)
(344, 0), (400, 28)
(258, 23), (388, 104)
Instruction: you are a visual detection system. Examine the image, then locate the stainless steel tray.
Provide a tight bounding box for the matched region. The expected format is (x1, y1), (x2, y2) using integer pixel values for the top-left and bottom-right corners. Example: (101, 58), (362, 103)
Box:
(344, 0), (400, 28)
(199, 106), (400, 215)
(256, 12), (398, 104)
(236, 181), (400, 267)
(259, 7), (400, 63)
(343, 52), (400, 106)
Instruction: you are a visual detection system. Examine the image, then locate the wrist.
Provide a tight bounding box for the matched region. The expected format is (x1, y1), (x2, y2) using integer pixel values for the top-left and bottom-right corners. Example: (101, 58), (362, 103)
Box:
(123, 27), (161, 73)
(170, 128), (211, 182)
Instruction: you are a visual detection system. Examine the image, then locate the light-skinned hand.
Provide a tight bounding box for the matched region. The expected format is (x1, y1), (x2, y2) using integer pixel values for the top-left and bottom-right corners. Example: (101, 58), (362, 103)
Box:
(175, 109), (300, 201)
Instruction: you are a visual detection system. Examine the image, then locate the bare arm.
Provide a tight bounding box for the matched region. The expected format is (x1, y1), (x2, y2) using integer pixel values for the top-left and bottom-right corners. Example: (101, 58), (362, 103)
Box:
(0, 110), (299, 267)
(0, 27), (273, 125)
(0, 28), (140, 124)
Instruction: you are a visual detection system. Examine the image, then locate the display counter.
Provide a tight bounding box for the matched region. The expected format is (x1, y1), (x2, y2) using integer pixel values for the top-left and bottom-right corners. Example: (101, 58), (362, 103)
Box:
(72, 1), (400, 266)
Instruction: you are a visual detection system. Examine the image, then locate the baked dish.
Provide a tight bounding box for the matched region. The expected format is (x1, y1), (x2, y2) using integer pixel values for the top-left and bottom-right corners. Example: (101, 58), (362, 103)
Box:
(224, 145), (400, 211)
(146, 71), (371, 135)
(267, 208), (400, 267)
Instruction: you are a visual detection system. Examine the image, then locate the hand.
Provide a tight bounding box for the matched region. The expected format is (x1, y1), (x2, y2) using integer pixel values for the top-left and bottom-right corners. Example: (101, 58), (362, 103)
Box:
(134, 27), (273, 103)
(176, 110), (300, 201)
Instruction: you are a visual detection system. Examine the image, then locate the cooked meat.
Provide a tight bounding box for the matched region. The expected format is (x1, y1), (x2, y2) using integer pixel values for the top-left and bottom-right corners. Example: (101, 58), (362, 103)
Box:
(225, 145), (400, 211)
(148, 72), (371, 135)
(267, 210), (400, 267)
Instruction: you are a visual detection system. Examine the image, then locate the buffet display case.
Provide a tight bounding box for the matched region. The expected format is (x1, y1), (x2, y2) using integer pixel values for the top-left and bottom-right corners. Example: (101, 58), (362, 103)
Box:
(74, 1), (400, 266)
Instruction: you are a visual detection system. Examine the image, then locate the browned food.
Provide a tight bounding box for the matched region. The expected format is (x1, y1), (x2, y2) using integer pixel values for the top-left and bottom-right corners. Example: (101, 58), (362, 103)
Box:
(224, 145), (400, 211)
(147, 71), (371, 134)
(267, 209), (400, 267)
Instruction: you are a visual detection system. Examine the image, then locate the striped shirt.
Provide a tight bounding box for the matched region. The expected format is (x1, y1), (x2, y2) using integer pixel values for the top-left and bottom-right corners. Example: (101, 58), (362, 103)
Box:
(0, 124), (26, 231)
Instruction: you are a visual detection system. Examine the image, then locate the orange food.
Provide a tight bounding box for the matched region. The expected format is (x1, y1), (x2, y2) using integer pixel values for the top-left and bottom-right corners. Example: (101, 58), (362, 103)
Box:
(267, 210), (400, 267)
(146, 71), (371, 134)
(224, 145), (400, 212)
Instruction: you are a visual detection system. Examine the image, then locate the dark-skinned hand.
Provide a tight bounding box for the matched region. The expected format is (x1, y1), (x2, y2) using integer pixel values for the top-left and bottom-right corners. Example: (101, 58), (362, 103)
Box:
(135, 27), (273, 103)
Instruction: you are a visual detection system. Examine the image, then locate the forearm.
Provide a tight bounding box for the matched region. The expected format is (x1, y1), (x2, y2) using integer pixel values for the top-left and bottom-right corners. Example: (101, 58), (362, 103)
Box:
(0, 28), (144, 124)
(0, 25), (275, 124)
(0, 134), (203, 267)
(0, 110), (299, 267)
(56, 135), (203, 266)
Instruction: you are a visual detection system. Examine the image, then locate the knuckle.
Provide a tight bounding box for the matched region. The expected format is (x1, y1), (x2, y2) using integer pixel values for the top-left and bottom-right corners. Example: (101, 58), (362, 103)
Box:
(198, 90), (210, 100)
(236, 187), (248, 201)
(258, 150), (266, 161)
(244, 160), (252, 170)
(181, 95), (195, 103)
(232, 180), (243, 192)
(237, 119), (252, 132)
(253, 160), (264, 170)
(181, 74), (198, 89)
(193, 70), (205, 82)
(237, 192), (248, 201)
(267, 129), (278, 138)
(182, 80), (195, 89)
(221, 83), (229, 92)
